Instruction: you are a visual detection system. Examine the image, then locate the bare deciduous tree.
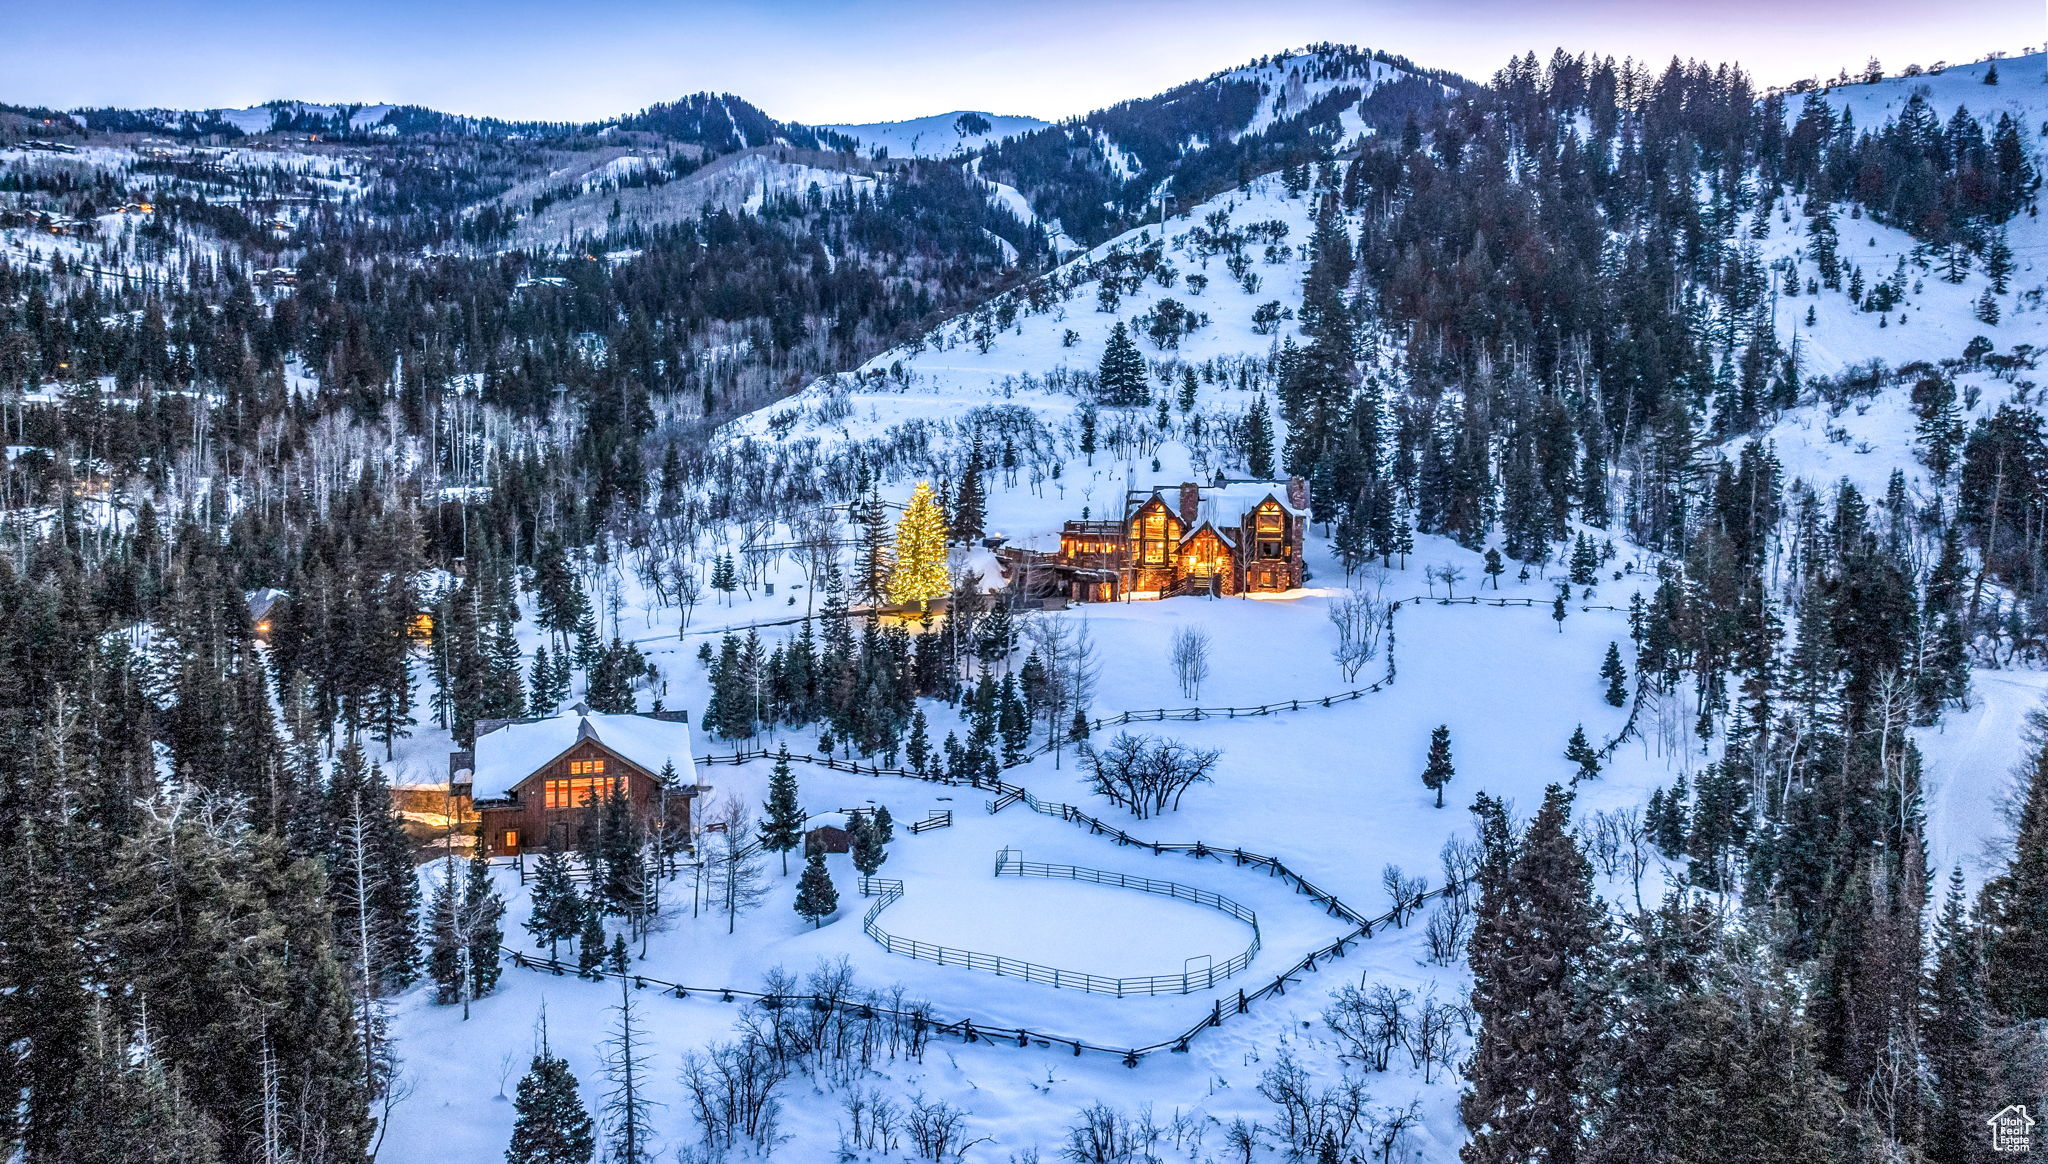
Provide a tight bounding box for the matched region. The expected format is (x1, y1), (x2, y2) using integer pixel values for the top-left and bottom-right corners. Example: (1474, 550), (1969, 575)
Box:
(1169, 626), (1211, 700)
(678, 1036), (785, 1155)
(903, 1093), (983, 1161)
(1324, 978), (1411, 1071)
(1022, 614), (1102, 763)
(1080, 732), (1222, 818)
(1380, 863), (1428, 927)
(1327, 584), (1386, 682)
(1424, 898), (1471, 965)
(704, 795), (768, 935)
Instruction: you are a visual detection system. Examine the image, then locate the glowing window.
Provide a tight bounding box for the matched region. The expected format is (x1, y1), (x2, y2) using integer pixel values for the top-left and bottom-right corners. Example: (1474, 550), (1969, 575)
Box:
(545, 775), (620, 809)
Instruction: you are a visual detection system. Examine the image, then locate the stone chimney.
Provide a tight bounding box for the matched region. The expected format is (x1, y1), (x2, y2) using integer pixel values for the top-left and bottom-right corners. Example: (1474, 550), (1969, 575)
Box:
(1178, 481), (1202, 525)
(1287, 474), (1309, 513)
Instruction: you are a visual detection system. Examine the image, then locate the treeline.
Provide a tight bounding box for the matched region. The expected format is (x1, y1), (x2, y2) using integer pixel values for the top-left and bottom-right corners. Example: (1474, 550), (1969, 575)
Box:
(980, 44), (1467, 244)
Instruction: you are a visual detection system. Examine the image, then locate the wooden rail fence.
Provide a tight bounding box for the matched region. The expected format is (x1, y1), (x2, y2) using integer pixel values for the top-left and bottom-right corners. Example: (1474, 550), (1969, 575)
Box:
(501, 590), (1629, 1060)
(856, 852), (1263, 998)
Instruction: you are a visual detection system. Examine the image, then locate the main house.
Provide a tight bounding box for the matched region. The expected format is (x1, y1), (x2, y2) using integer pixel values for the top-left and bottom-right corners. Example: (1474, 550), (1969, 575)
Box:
(1019, 476), (1310, 602)
(448, 706), (701, 857)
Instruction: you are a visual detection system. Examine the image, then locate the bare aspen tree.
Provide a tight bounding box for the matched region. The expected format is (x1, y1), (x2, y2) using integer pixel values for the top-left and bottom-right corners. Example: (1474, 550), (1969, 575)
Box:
(1169, 625), (1211, 700)
(1327, 584), (1385, 682)
(706, 795), (768, 934)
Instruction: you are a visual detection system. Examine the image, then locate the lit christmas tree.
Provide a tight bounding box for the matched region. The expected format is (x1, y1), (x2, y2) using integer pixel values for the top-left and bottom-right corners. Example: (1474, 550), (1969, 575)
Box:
(887, 480), (952, 613)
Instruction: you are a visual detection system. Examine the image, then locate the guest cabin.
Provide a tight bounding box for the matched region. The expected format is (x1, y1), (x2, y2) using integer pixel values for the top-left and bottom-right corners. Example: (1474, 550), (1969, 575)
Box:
(449, 707), (701, 857)
(1036, 476), (1310, 601)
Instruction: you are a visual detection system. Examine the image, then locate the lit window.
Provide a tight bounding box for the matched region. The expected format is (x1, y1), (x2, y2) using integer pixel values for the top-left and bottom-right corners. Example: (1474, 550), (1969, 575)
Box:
(545, 775), (620, 809)
(568, 759), (607, 775)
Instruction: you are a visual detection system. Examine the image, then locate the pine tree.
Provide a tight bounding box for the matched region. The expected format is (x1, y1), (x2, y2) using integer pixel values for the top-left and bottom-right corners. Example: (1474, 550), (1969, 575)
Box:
(1973, 288), (2001, 326)
(1985, 716), (2048, 1019)
(1569, 534), (1599, 586)
(529, 645), (558, 715)
(850, 811), (888, 877)
(1391, 510), (1414, 568)
(1564, 724), (1601, 782)
(1245, 394), (1276, 479)
(794, 847), (839, 927)
(1483, 548), (1505, 589)
(1923, 869), (1994, 1164)
(57, 1008), (225, 1164)
(1282, 194), (1357, 474)
(1986, 232), (2014, 294)
(906, 706), (932, 776)
(1551, 581), (1570, 632)
(1599, 642), (1628, 707)
(1583, 898), (1879, 1162)
(526, 842), (586, 964)
(1097, 321), (1149, 406)
(577, 905), (607, 980)
(1651, 774), (1689, 856)
(854, 486), (894, 606)
(1422, 725), (1455, 808)
(758, 747), (804, 875)
(101, 791), (372, 1163)
(886, 480), (951, 613)
(324, 739), (422, 990)
(1462, 785), (1605, 1164)
(507, 1035), (595, 1164)
(953, 432), (987, 545)
(427, 861), (464, 1005)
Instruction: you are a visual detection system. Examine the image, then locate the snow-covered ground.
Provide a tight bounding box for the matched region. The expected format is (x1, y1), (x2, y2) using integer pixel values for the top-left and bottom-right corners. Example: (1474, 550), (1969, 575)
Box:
(1798, 53), (2048, 132)
(821, 111), (1050, 158)
(361, 139), (2048, 1161)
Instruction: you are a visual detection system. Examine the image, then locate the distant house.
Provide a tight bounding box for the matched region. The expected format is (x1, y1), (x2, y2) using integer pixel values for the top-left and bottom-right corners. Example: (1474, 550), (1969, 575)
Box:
(450, 706), (701, 857)
(247, 587), (287, 635)
(802, 808), (876, 855)
(1009, 476), (1309, 602)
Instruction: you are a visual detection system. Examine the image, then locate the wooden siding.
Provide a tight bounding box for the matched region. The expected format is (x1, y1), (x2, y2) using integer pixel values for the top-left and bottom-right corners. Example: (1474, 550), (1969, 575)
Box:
(474, 737), (690, 856)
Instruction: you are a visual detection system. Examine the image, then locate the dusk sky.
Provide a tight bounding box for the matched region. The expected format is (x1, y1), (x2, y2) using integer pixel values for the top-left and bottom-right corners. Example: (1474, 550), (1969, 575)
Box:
(3, 0), (2038, 125)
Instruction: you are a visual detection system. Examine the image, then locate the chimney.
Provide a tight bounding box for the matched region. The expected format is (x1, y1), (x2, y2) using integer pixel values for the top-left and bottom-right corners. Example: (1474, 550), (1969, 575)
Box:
(1287, 475), (1309, 514)
(1179, 481), (1201, 525)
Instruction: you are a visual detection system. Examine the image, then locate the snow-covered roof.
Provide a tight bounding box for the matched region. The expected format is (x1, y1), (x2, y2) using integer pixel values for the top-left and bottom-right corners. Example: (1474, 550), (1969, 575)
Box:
(247, 587), (287, 622)
(1133, 480), (1307, 525)
(1203, 480), (1307, 520)
(468, 710), (698, 799)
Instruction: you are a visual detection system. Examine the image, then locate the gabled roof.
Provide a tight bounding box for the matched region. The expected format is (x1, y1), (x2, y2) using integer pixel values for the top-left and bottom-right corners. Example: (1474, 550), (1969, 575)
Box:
(1177, 520), (1236, 549)
(1202, 480), (1307, 520)
(1127, 491), (1183, 521)
(467, 710), (697, 800)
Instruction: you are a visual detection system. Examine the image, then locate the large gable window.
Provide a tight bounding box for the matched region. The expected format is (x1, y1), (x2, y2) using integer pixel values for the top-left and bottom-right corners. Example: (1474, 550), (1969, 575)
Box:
(546, 770), (620, 809)
(1255, 502), (1287, 559)
(1132, 505), (1175, 566)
